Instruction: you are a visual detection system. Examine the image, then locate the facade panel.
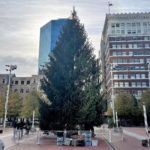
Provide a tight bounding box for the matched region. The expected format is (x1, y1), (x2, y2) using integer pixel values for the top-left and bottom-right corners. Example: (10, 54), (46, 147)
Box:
(38, 19), (69, 73)
(100, 13), (150, 104)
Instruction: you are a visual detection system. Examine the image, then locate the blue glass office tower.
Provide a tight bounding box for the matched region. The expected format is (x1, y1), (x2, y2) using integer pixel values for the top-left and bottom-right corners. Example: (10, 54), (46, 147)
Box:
(38, 19), (69, 73)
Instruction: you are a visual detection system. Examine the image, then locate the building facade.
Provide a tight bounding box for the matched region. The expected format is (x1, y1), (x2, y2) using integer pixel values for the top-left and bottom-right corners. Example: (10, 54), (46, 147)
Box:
(38, 18), (69, 73)
(100, 12), (150, 104)
(0, 74), (42, 98)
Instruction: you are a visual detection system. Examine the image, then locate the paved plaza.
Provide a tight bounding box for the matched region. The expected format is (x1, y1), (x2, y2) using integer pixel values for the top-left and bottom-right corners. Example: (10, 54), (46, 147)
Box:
(1, 127), (150, 150)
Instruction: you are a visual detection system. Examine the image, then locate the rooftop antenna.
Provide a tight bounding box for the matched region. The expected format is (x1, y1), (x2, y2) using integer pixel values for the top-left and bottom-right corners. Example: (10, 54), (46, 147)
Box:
(72, 6), (77, 19)
(108, 1), (113, 14)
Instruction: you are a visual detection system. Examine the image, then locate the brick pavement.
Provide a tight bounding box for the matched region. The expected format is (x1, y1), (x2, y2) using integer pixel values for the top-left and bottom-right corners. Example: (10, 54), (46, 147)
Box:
(5, 134), (111, 150)
(110, 127), (150, 150)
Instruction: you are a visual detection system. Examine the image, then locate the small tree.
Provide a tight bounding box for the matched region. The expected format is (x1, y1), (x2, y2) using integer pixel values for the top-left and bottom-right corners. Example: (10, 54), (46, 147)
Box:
(21, 91), (40, 118)
(0, 96), (5, 117)
(115, 92), (142, 126)
(8, 92), (22, 117)
(141, 89), (150, 123)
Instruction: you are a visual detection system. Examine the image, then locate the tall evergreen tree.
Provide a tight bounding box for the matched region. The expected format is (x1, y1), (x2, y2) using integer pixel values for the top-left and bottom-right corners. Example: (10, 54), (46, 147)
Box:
(39, 9), (105, 130)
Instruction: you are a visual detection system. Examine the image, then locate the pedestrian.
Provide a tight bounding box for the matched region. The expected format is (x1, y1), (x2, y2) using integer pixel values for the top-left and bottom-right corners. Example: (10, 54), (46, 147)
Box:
(20, 118), (25, 138)
(12, 118), (17, 139)
(0, 139), (4, 150)
(25, 119), (31, 135)
(16, 118), (21, 140)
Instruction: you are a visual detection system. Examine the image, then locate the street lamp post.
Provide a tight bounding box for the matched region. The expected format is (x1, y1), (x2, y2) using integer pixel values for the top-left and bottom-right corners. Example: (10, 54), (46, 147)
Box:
(147, 63), (150, 88)
(3, 65), (17, 129)
(110, 64), (116, 126)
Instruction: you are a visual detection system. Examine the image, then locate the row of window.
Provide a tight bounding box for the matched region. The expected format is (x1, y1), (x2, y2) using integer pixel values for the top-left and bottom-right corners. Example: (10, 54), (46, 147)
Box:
(112, 51), (150, 56)
(110, 43), (150, 49)
(113, 74), (146, 79)
(14, 88), (30, 93)
(111, 22), (145, 28)
(111, 22), (150, 35)
(109, 36), (150, 41)
(111, 29), (143, 35)
(113, 81), (147, 88)
(13, 80), (31, 85)
(112, 65), (145, 71)
(115, 90), (144, 95)
(112, 58), (144, 64)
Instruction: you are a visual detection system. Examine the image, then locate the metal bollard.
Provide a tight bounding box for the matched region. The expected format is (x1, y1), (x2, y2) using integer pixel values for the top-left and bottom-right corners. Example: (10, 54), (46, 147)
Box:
(109, 129), (112, 143)
(36, 129), (40, 145)
(0, 139), (5, 150)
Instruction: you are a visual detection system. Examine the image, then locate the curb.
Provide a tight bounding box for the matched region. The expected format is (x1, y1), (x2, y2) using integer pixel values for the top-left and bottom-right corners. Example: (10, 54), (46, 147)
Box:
(103, 135), (119, 150)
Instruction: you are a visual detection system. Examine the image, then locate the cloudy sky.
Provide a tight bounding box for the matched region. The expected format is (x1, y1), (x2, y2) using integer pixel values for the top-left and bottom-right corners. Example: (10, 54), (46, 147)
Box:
(0, 0), (150, 76)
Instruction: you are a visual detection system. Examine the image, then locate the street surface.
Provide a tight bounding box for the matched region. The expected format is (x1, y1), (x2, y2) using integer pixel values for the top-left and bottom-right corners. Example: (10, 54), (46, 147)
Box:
(0, 128), (111, 150)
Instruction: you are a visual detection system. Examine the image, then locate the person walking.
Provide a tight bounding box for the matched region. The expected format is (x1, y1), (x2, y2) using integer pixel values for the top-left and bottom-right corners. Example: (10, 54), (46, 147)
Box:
(12, 118), (17, 140)
(0, 139), (4, 150)
(25, 119), (31, 135)
(20, 118), (25, 139)
(16, 118), (21, 140)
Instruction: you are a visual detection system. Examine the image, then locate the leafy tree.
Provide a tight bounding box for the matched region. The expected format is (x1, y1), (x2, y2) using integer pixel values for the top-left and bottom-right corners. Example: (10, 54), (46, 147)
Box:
(115, 92), (142, 125)
(0, 96), (5, 117)
(21, 91), (40, 118)
(7, 92), (22, 117)
(39, 9), (105, 130)
(141, 89), (150, 123)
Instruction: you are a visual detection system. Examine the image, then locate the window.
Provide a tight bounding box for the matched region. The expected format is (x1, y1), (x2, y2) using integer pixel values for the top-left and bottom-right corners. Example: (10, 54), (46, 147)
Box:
(137, 43), (143, 48)
(132, 30), (136, 34)
(132, 23), (136, 27)
(112, 30), (115, 34)
(140, 59), (144, 63)
(127, 30), (131, 34)
(114, 82), (118, 87)
(132, 82), (136, 87)
(27, 81), (30, 85)
(137, 30), (141, 34)
(145, 43), (149, 48)
(116, 23), (120, 27)
(133, 44), (137, 48)
(117, 44), (121, 49)
(124, 82), (129, 87)
(129, 44), (132, 48)
(129, 51), (133, 56)
(141, 74), (145, 79)
(117, 30), (121, 34)
(137, 82), (141, 87)
(131, 74), (135, 79)
(111, 23), (115, 28)
(124, 74), (128, 79)
(112, 44), (116, 49)
(120, 82), (123, 87)
(119, 74), (123, 79)
(143, 22), (147, 26)
(142, 82), (146, 87)
(114, 74), (118, 79)
(136, 74), (140, 79)
(2, 79), (5, 84)
(20, 89), (24, 93)
(122, 52), (126, 56)
(15, 81), (18, 85)
(21, 81), (24, 85)
(127, 23), (131, 27)
(121, 30), (125, 34)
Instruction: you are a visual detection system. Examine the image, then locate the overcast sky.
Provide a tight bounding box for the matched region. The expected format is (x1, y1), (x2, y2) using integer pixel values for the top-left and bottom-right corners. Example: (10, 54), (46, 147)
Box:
(0, 0), (150, 76)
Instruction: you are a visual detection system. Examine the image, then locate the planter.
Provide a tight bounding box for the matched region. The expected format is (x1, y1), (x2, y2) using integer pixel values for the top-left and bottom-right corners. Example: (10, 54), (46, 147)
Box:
(92, 139), (98, 146)
(0, 130), (3, 134)
(142, 139), (150, 147)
